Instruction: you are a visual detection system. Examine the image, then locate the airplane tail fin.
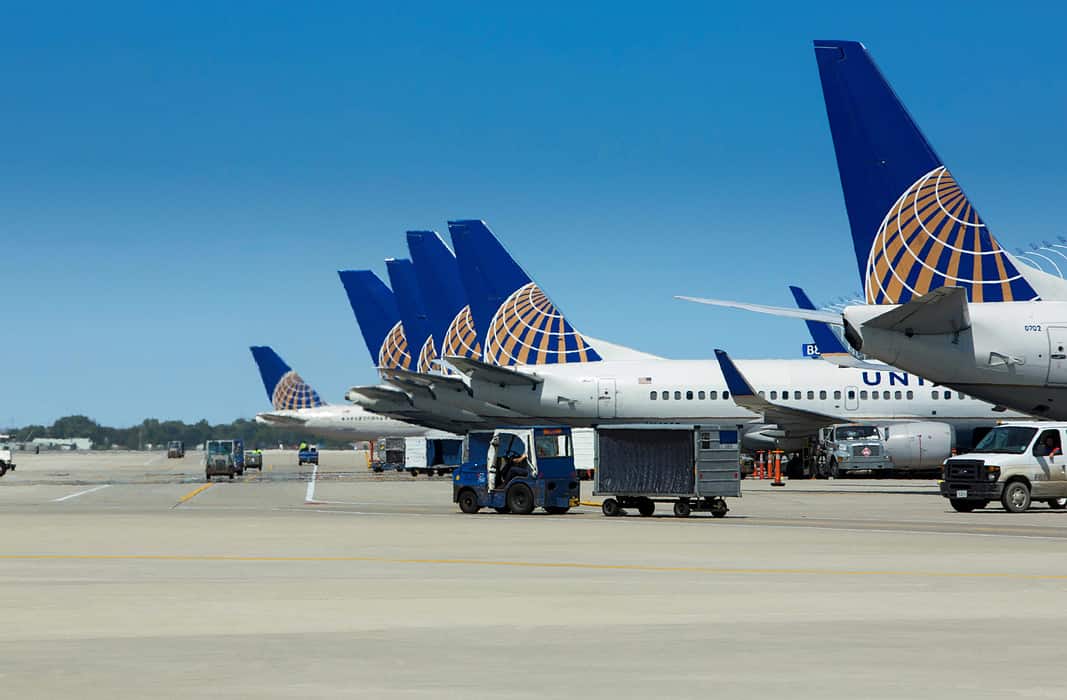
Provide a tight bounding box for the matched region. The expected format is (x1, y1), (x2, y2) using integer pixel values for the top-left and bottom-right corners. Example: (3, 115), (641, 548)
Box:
(447, 219), (602, 365)
(385, 258), (435, 373)
(337, 270), (412, 370)
(249, 346), (325, 409)
(814, 40), (1039, 304)
(406, 230), (481, 365)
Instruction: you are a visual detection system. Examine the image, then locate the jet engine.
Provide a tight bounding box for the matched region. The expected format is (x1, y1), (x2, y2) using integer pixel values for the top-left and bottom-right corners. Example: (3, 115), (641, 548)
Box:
(882, 422), (954, 470)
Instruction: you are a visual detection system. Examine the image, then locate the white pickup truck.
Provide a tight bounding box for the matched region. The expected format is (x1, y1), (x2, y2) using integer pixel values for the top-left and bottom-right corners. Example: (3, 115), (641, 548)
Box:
(940, 422), (1067, 513)
(0, 434), (15, 477)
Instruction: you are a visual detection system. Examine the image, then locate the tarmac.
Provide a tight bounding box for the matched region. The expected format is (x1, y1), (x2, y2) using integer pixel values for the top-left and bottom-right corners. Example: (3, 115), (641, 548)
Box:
(3, 449), (1067, 698)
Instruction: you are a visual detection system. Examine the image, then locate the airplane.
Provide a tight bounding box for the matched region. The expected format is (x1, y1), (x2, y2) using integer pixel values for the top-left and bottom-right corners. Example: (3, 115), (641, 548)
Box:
(249, 345), (454, 440)
(357, 220), (1016, 453)
(680, 40), (1067, 420)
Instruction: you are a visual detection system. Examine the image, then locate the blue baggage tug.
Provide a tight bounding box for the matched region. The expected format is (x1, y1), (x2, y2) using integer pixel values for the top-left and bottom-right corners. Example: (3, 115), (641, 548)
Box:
(453, 427), (580, 515)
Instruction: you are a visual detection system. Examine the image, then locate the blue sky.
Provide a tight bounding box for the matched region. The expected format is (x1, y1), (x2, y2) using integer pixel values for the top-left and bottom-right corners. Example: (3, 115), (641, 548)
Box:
(5, 2), (1066, 427)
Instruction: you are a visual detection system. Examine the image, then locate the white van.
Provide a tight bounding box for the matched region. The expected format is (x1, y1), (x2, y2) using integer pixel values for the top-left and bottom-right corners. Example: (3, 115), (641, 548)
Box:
(940, 422), (1067, 513)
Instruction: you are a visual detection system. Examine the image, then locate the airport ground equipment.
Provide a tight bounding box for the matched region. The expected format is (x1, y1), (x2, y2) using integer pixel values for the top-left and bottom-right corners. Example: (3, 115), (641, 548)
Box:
(0, 435), (15, 477)
(573, 428), (595, 480)
(371, 437), (405, 473)
(205, 439), (244, 480)
(453, 427), (580, 515)
(404, 436), (463, 477)
(814, 424), (891, 478)
(594, 425), (740, 518)
(167, 441), (185, 459)
(940, 422), (1067, 513)
(245, 449), (263, 470)
(298, 446), (319, 466)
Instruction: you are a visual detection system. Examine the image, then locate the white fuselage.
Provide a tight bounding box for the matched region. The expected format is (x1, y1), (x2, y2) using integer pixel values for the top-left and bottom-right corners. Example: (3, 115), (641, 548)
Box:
(255, 404), (456, 441)
(844, 301), (1067, 420)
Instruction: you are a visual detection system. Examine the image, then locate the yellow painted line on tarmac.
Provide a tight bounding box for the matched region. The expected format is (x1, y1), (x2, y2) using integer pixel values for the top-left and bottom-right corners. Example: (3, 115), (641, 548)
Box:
(3, 553), (1067, 581)
(173, 483), (213, 507)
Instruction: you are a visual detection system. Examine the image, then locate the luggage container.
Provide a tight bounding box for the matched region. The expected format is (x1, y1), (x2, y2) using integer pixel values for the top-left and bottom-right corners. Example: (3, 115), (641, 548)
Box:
(594, 425), (741, 518)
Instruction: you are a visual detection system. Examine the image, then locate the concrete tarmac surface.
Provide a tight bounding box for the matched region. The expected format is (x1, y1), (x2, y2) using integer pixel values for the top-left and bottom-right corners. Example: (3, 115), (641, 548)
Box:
(3, 450), (1067, 698)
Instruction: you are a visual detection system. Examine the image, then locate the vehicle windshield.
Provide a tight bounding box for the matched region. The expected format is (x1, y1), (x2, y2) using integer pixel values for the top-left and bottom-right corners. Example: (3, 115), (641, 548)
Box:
(835, 426), (878, 440)
(207, 442), (233, 456)
(534, 429), (572, 458)
(971, 426), (1037, 454)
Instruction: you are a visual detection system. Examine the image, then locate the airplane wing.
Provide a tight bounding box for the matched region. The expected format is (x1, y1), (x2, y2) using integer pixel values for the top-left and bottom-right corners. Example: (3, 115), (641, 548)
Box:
(714, 349), (840, 436)
(863, 286), (970, 335)
(676, 296), (843, 324)
(444, 356), (543, 387)
(255, 412), (308, 426)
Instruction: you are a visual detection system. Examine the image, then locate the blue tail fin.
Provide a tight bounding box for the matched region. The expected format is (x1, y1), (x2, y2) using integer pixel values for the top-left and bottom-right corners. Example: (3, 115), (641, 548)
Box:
(249, 346), (325, 409)
(789, 286), (849, 356)
(337, 270), (412, 369)
(814, 40), (1038, 304)
(447, 219), (601, 366)
(385, 258), (436, 373)
(406, 230), (481, 366)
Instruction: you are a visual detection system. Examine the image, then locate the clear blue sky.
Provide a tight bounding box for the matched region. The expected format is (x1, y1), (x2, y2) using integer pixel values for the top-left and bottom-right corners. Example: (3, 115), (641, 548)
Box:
(5, 2), (1066, 427)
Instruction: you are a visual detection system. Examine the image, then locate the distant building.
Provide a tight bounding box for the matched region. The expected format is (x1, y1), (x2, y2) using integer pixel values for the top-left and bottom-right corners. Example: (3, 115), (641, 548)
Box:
(30, 437), (93, 451)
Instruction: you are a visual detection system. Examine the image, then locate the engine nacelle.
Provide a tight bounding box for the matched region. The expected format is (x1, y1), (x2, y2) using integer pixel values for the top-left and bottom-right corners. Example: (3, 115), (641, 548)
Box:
(882, 422), (954, 470)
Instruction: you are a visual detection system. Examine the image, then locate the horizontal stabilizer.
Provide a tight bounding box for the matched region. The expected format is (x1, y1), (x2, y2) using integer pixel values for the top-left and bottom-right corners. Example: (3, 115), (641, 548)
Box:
(379, 367), (470, 393)
(255, 412), (308, 426)
(445, 355), (542, 387)
(346, 384), (413, 406)
(676, 296), (842, 324)
(862, 287), (970, 335)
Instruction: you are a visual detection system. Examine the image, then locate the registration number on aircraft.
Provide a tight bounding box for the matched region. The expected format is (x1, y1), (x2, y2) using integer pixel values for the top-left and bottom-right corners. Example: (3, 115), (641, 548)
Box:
(956, 489), (968, 498)
(1025, 325), (1043, 332)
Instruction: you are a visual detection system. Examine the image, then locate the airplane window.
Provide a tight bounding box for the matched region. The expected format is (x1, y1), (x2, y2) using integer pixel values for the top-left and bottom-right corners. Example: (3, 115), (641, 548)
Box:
(709, 390), (718, 400)
(895, 391), (902, 400)
(686, 390), (693, 400)
(819, 390), (827, 400)
(770, 391), (778, 400)
(959, 393), (966, 400)
(650, 391), (657, 400)
(782, 389), (789, 399)
(661, 391), (668, 400)
(870, 391), (878, 400)
(883, 391), (890, 400)
(807, 391), (814, 400)
(932, 391), (939, 399)
(758, 391), (765, 398)
(834, 391), (842, 400)
(674, 391), (681, 400)
(907, 391), (914, 399)
(860, 391), (868, 399)
(846, 390), (854, 399)
(723, 391), (729, 399)
(794, 391), (801, 400)
(698, 391), (705, 400)
(944, 391), (952, 400)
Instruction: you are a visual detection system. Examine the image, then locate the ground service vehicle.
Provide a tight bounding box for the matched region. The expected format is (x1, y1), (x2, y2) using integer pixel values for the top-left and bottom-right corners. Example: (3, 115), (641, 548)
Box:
(404, 436), (463, 477)
(205, 439), (244, 480)
(245, 449), (263, 470)
(298, 446), (319, 466)
(815, 424), (891, 477)
(940, 422), (1067, 513)
(0, 435), (15, 477)
(167, 441), (185, 459)
(453, 427), (580, 515)
(371, 437), (405, 472)
(595, 425), (740, 518)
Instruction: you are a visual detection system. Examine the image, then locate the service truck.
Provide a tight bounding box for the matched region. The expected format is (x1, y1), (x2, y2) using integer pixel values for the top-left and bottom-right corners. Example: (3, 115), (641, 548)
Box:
(940, 422), (1067, 513)
(167, 441), (185, 459)
(815, 424), (892, 477)
(205, 439), (244, 480)
(370, 437), (405, 472)
(594, 425), (740, 518)
(404, 436), (463, 477)
(298, 445), (319, 466)
(0, 434), (15, 477)
(453, 427), (580, 515)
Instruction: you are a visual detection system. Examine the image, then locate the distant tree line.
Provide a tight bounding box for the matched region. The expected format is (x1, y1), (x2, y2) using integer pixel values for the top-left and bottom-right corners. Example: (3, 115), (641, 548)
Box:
(5, 415), (356, 450)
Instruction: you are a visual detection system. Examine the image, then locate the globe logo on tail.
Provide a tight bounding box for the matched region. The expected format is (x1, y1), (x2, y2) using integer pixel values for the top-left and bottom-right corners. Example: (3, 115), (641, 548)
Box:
(442, 305), (481, 359)
(417, 336), (437, 373)
(272, 371), (324, 410)
(484, 282), (601, 365)
(378, 321), (413, 370)
(865, 166), (1038, 304)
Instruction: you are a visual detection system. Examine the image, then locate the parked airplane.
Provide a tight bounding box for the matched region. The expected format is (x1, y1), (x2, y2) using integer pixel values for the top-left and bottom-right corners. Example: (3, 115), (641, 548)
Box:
(681, 40), (1067, 419)
(249, 345), (453, 440)
(365, 220), (1015, 451)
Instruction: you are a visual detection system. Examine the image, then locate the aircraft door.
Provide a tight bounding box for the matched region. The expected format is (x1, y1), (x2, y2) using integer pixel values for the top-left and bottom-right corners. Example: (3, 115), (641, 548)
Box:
(844, 386), (859, 411)
(1047, 327), (1067, 385)
(597, 378), (617, 419)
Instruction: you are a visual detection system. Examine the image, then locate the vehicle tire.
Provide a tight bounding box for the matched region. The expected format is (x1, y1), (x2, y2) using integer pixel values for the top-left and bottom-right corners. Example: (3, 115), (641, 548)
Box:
(601, 498), (622, 517)
(949, 498), (979, 513)
(229, 474), (234, 480)
(0, 465), (6, 477)
(493, 506), (510, 514)
(544, 506), (569, 515)
(710, 499), (728, 518)
(637, 499), (655, 517)
(507, 483), (535, 515)
(1049, 498), (1067, 510)
(673, 500), (691, 518)
(457, 489), (480, 514)
(830, 459), (843, 479)
(409, 470), (418, 478)
(205, 473), (210, 482)
(1001, 480), (1031, 513)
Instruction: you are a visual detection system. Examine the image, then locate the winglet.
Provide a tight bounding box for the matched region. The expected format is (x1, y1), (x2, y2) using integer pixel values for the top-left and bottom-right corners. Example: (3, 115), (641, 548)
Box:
(713, 349), (756, 398)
